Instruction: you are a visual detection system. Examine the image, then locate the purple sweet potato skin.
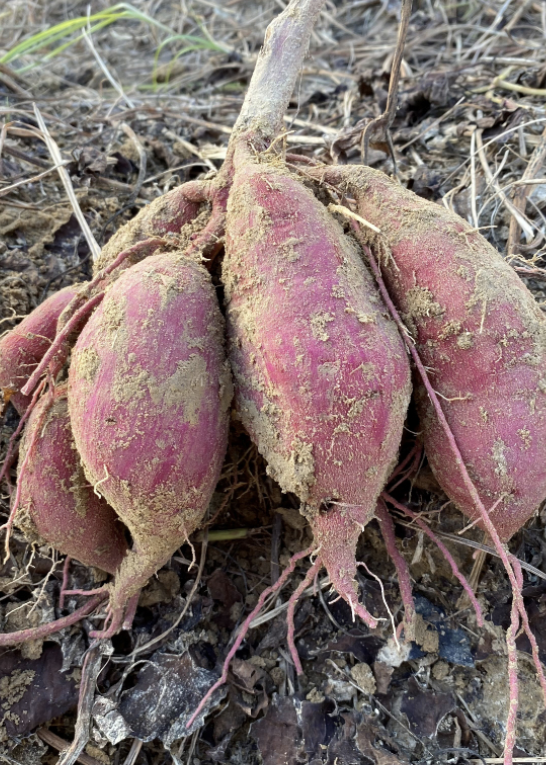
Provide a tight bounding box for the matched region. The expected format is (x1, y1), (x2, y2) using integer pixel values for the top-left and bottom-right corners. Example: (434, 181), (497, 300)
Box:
(321, 165), (546, 542)
(93, 187), (201, 273)
(16, 384), (128, 574)
(0, 285), (79, 414)
(223, 150), (411, 599)
(68, 250), (232, 614)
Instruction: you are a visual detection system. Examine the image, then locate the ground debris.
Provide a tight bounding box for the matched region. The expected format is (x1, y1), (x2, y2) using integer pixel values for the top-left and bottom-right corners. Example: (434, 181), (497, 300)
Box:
(97, 649), (226, 746)
(0, 643), (78, 742)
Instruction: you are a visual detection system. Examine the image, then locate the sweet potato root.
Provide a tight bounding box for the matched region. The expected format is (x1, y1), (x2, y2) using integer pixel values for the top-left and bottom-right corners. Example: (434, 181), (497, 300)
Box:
(223, 147), (411, 622)
(312, 165), (546, 543)
(68, 249), (232, 636)
(15, 384), (128, 574)
(93, 186), (203, 273)
(0, 285), (79, 414)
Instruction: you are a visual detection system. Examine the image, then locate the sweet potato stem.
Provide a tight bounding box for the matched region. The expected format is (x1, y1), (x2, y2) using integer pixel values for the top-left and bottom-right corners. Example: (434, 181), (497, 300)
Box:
(21, 292), (105, 399)
(230, 0), (327, 145)
(21, 237), (170, 399)
(0, 377), (46, 485)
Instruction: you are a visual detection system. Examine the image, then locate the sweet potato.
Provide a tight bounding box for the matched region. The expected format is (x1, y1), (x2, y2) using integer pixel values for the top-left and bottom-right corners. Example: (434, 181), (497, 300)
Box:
(68, 249), (232, 636)
(223, 148), (411, 621)
(15, 384), (128, 575)
(93, 186), (203, 273)
(314, 165), (546, 543)
(0, 285), (79, 414)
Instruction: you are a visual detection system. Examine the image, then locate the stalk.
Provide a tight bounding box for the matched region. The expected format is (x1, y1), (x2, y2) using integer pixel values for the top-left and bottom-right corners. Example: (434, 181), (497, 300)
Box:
(230, 0), (327, 145)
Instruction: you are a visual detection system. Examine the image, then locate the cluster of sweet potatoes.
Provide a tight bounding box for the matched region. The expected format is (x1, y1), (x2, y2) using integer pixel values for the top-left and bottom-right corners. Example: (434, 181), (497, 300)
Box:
(1, 0), (546, 758)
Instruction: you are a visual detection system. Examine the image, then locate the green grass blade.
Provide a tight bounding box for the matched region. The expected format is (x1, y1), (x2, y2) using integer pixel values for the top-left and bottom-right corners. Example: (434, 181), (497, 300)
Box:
(1, 2), (230, 68)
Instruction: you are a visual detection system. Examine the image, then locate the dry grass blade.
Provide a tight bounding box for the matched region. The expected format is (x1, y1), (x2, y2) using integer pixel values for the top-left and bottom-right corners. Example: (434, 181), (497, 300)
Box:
(475, 128), (535, 242)
(82, 27), (134, 109)
(32, 105), (101, 260)
(0, 161), (69, 196)
(57, 643), (109, 765)
(507, 125), (546, 255)
(36, 729), (105, 765)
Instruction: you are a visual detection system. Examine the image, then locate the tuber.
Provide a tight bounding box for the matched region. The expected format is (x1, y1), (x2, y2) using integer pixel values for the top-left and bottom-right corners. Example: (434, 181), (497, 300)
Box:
(0, 285), (79, 414)
(311, 165), (546, 544)
(68, 249), (232, 636)
(15, 383), (128, 575)
(93, 185), (202, 273)
(223, 146), (411, 624)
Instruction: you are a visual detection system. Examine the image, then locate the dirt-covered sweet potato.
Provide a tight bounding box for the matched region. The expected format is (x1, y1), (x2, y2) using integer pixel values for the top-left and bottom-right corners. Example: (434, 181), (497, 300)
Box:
(222, 148), (411, 622)
(0, 285), (79, 414)
(15, 384), (128, 574)
(68, 249), (232, 636)
(93, 186), (202, 273)
(314, 165), (546, 542)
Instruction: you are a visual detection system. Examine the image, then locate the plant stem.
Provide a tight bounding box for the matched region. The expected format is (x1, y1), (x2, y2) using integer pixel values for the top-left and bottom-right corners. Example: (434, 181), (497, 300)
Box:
(231, 0), (326, 145)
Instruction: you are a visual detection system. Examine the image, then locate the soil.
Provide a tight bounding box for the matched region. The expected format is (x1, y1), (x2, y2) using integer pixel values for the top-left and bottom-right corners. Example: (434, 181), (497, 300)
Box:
(2, 1), (546, 763)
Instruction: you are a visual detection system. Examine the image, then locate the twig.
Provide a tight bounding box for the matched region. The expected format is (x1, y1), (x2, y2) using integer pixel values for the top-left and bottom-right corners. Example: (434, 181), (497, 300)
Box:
(57, 642), (110, 765)
(32, 105), (101, 261)
(36, 729), (104, 765)
(129, 532), (209, 659)
(120, 123), (147, 196)
(507, 125), (546, 255)
(361, 0), (413, 165)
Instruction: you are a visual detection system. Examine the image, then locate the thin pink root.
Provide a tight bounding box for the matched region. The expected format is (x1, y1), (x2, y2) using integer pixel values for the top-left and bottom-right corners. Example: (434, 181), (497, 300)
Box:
(376, 500), (415, 639)
(333, 590), (378, 630)
(184, 183), (230, 262)
(510, 555), (546, 706)
(383, 492), (484, 627)
(21, 291), (105, 398)
(122, 592), (140, 631)
(286, 557), (322, 674)
(89, 605), (125, 640)
(186, 545), (314, 729)
(504, 579), (520, 765)
(0, 378), (46, 485)
(0, 593), (107, 646)
(2, 382), (53, 563)
(59, 556), (72, 609)
(387, 442), (423, 493)
(62, 585), (109, 598)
